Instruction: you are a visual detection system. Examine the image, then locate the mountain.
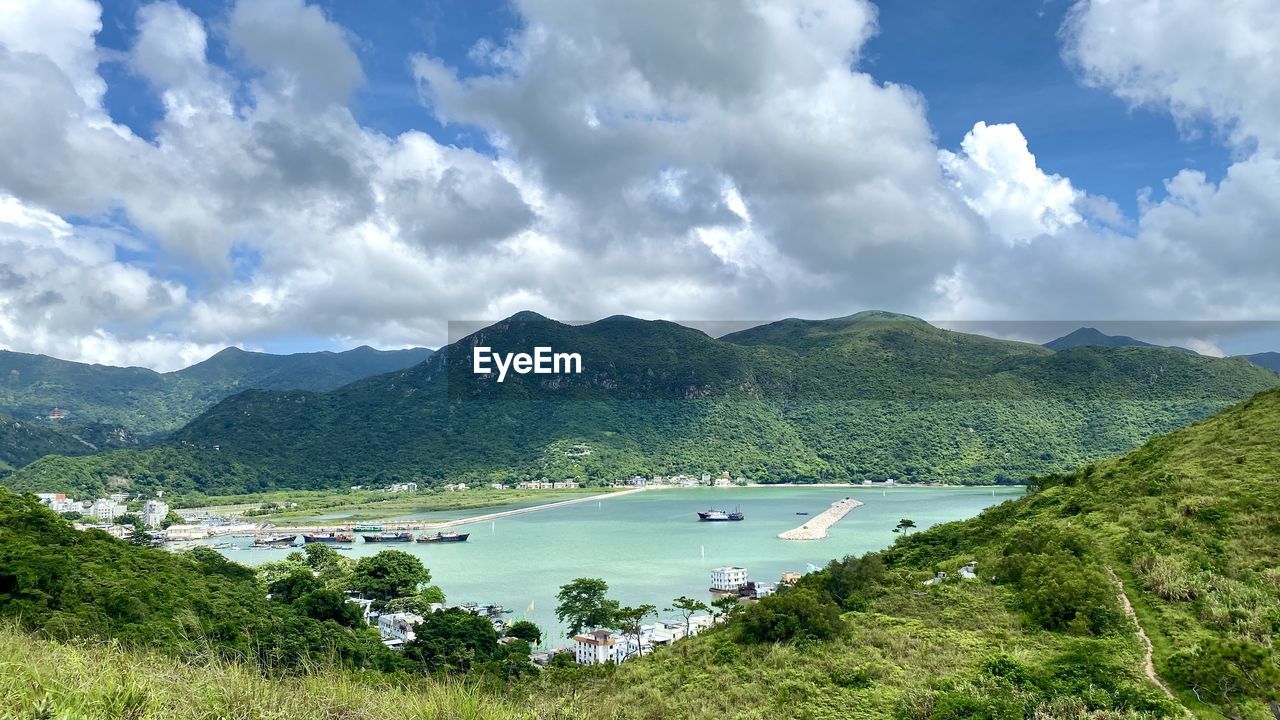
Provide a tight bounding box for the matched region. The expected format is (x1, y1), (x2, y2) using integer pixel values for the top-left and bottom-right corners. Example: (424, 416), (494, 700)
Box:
(1239, 351), (1280, 373)
(9, 311), (1277, 498)
(1043, 326), (1196, 354)
(0, 345), (433, 442)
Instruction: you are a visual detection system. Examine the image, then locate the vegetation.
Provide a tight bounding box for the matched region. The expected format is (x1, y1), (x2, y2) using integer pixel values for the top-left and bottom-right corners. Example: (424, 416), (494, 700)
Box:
(0, 345), (431, 448)
(9, 312), (1276, 496)
(555, 578), (621, 636)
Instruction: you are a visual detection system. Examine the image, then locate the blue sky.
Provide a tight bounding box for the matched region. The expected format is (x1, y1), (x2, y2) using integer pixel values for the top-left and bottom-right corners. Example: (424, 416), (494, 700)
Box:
(1, 0), (1277, 369)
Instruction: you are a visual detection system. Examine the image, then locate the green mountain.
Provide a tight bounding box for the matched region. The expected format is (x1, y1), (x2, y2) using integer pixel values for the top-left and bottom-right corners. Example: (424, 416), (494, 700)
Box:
(0, 345), (433, 442)
(1240, 351), (1280, 373)
(9, 312), (1276, 498)
(1044, 326), (1196, 354)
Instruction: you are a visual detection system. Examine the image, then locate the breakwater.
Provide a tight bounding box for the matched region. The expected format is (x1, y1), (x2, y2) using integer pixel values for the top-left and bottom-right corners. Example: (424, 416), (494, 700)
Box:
(777, 497), (863, 540)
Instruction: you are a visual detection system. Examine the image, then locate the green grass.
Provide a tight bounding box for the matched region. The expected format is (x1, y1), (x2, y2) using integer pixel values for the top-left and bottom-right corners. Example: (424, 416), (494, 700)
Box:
(0, 625), (526, 720)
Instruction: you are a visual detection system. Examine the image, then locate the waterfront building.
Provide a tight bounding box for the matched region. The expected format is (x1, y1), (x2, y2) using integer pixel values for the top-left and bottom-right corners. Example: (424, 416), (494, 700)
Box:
(141, 500), (169, 528)
(573, 629), (624, 665)
(711, 566), (749, 592)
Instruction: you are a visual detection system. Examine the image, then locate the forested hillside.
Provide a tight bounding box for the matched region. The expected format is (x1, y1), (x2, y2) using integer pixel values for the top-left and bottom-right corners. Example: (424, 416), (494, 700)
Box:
(0, 345), (432, 443)
(530, 385), (1280, 719)
(9, 312), (1276, 497)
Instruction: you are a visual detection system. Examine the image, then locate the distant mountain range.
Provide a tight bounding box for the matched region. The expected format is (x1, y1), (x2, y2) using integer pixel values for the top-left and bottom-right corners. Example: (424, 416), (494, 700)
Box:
(0, 345), (433, 466)
(9, 310), (1277, 497)
(1240, 351), (1280, 372)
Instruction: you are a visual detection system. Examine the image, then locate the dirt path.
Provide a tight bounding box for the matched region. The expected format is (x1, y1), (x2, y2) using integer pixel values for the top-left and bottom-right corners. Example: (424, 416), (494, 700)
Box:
(1108, 568), (1180, 703)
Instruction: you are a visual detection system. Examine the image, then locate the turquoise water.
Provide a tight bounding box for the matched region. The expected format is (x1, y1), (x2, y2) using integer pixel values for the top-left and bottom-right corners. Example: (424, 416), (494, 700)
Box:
(210, 486), (1021, 645)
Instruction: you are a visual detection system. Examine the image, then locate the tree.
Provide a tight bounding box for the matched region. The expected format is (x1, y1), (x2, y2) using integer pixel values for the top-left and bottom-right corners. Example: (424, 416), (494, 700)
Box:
(160, 510), (184, 529)
(614, 604), (656, 659)
(893, 518), (917, 534)
(294, 588), (364, 627)
(667, 595), (709, 638)
(128, 524), (151, 546)
(710, 595), (741, 621)
(555, 578), (619, 636)
(350, 550), (431, 605)
(740, 588), (843, 643)
(268, 569), (321, 604)
(1169, 639), (1280, 714)
(506, 620), (542, 645)
(402, 608), (501, 674)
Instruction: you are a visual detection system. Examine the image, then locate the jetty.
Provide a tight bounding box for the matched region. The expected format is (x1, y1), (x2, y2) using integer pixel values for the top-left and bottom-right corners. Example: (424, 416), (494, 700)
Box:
(777, 497), (863, 540)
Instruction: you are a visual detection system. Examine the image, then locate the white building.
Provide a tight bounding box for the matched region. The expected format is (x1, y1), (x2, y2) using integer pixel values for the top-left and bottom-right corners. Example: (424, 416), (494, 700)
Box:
(711, 566), (749, 592)
(89, 498), (127, 523)
(378, 613), (423, 646)
(388, 482), (418, 493)
(573, 629), (625, 665)
(141, 500), (169, 528)
(958, 562), (978, 580)
(751, 582), (778, 599)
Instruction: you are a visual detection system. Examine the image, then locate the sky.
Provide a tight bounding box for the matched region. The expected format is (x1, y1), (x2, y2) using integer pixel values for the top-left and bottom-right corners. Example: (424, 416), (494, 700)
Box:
(1, 0), (1278, 370)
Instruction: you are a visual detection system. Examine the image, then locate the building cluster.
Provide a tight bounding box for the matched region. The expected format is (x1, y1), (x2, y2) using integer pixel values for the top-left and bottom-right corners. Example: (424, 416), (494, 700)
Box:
(571, 615), (717, 665)
(514, 479), (580, 490)
(620, 471), (744, 488)
(923, 561), (978, 586)
(387, 482), (418, 493)
(371, 601), (512, 649)
(36, 492), (169, 529)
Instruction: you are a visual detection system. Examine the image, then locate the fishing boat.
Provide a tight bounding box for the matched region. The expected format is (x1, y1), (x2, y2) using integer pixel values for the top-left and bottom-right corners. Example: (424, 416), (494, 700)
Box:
(353, 524), (383, 532)
(416, 531), (470, 543)
(303, 532), (354, 543)
(697, 507), (745, 522)
(795, 511), (810, 516)
(362, 531), (412, 543)
(251, 534), (297, 548)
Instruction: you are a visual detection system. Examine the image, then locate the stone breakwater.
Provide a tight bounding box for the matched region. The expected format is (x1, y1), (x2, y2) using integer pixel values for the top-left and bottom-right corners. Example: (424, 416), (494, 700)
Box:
(777, 497), (863, 540)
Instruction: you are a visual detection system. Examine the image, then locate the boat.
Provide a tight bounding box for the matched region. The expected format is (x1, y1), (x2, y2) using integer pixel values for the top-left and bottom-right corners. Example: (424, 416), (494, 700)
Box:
(416, 531), (470, 543)
(795, 511), (810, 516)
(353, 524), (383, 532)
(362, 532), (413, 543)
(251, 534), (297, 547)
(303, 532), (354, 543)
(697, 507), (745, 522)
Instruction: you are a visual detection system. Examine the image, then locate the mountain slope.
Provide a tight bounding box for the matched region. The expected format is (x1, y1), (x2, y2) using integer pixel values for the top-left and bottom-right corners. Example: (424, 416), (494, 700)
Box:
(0, 345), (432, 441)
(1240, 351), (1280, 373)
(536, 386), (1280, 719)
(10, 312), (1277, 497)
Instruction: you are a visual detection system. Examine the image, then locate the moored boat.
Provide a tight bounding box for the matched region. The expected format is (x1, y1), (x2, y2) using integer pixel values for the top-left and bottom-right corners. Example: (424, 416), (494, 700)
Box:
(416, 531), (470, 543)
(251, 534), (298, 547)
(303, 532), (354, 543)
(697, 507), (745, 522)
(353, 524), (383, 532)
(362, 532), (412, 543)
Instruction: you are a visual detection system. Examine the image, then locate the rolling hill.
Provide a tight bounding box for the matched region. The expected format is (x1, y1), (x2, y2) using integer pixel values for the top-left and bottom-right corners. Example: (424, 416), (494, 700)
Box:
(1043, 326), (1196, 354)
(1240, 351), (1280, 373)
(0, 345), (433, 442)
(8, 311), (1276, 498)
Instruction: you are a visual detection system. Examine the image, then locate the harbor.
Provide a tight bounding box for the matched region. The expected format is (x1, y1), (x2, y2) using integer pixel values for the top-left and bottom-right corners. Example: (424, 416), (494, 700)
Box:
(776, 497), (865, 540)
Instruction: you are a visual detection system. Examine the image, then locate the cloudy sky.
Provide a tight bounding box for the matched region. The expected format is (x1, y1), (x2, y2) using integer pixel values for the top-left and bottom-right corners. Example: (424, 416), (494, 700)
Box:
(1, 0), (1278, 370)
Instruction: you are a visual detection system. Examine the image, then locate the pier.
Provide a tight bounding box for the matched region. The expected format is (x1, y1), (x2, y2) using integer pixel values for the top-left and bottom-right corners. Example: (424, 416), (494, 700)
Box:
(777, 497), (863, 540)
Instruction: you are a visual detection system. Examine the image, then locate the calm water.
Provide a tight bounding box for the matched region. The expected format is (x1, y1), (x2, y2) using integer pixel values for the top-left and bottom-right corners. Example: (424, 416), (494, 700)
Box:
(209, 486), (1021, 645)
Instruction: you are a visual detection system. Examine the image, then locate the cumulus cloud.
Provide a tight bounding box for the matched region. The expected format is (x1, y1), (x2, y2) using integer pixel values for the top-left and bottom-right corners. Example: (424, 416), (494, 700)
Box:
(0, 0), (1277, 370)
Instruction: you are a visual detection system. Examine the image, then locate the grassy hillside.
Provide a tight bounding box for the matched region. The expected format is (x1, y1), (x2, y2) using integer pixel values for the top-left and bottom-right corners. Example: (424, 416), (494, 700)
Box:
(0, 412), (138, 471)
(8, 312), (1276, 496)
(0, 345), (432, 440)
(0, 626), (528, 720)
(529, 386), (1280, 719)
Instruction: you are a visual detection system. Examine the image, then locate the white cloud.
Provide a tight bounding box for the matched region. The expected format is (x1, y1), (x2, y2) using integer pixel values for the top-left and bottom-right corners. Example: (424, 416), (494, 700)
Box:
(0, 0), (1278, 370)
(940, 121), (1082, 243)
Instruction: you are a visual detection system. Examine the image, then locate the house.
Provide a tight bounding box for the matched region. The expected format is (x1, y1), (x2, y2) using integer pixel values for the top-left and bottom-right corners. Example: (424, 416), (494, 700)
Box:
(489, 483), (506, 490)
(109, 492), (129, 503)
(141, 500), (169, 528)
(748, 582), (777, 599)
(378, 613), (422, 646)
(711, 566), (749, 592)
(345, 596), (376, 624)
(713, 477), (732, 487)
(443, 483), (467, 491)
(623, 476), (647, 487)
(164, 524), (208, 541)
(552, 480), (580, 489)
(923, 571), (947, 586)
(779, 571), (803, 585)
(388, 482), (419, 493)
(573, 629), (624, 665)
(958, 562), (978, 580)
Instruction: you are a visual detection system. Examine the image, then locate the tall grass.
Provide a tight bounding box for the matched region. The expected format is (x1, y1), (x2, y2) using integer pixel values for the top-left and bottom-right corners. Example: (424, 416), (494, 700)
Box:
(0, 626), (528, 720)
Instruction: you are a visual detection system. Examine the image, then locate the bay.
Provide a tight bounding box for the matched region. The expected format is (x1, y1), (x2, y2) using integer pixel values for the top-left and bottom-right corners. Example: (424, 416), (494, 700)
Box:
(208, 485), (1021, 645)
